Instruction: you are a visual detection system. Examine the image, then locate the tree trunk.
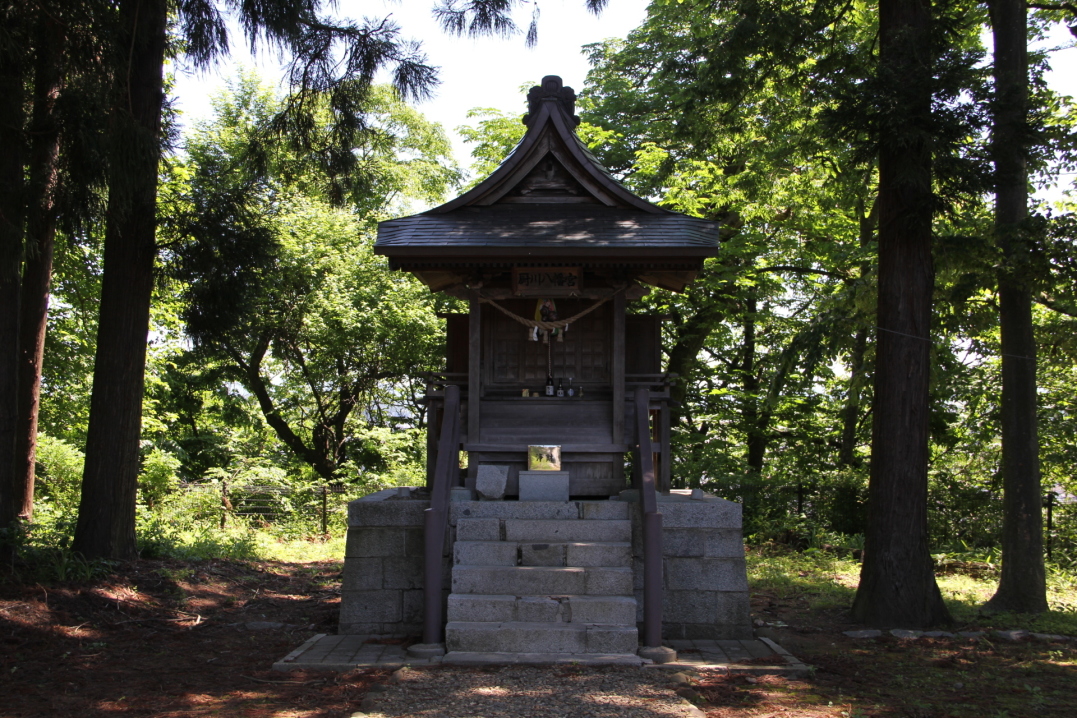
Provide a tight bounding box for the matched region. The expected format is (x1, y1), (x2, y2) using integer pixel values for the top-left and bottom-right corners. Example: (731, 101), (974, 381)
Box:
(839, 328), (869, 467)
(984, 0), (1047, 614)
(73, 0), (167, 560)
(839, 201), (878, 468)
(851, 0), (951, 628)
(13, 13), (65, 523)
(741, 291), (766, 474)
(0, 10), (27, 538)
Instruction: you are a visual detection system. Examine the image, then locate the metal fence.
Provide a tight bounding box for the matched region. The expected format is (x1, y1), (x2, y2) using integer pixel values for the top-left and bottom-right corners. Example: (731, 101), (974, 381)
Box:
(178, 482), (353, 533)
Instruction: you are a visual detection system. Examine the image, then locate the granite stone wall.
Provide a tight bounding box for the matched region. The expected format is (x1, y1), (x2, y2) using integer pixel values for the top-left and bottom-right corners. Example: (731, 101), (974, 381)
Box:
(338, 489), (452, 636)
(339, 489), (752, 641)
(630, 496), (753, 640)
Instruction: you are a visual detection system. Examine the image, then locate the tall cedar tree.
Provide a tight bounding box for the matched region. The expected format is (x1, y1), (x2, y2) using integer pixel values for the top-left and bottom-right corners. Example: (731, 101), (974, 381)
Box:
(73, 0), (438, 558)
(851, 0), (952, 627)
(0, 2), (28, 539)
(13, 10), (66, 524)
(73, 0), (168, 559)
(984, 0), (1048, 613)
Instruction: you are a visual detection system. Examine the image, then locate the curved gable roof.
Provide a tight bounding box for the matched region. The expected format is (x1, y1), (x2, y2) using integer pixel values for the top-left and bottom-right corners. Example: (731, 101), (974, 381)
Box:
(375, 76), (719, 273)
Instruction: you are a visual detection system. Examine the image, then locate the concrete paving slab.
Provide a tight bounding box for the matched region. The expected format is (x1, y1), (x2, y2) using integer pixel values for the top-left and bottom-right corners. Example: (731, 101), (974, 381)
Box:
(274, 634), (807, 675)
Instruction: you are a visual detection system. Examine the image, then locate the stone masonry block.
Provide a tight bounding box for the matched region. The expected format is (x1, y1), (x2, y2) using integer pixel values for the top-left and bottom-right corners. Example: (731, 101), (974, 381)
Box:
(456, 518), (501, 541)
(402, 588), (427, 625)
(704, 529), (746, 558)
(568, 596), (636, 625)
(580, 501), (630, 520)
(455, 540), (517, 566)
(404, 527), (424, 557)
(382, 556), (424, 590)
(446, 622), (589, 653)
(518, 471), (570, 502)
(714, 591), (752, 630)
(566, 542), (631, 567)
(665, 558), (748, 591)
(450, 501), (578, 522)
(586, 625), (638, 654)
(520, 542), (566, 567)
(452, 566), (586, 595)
(661, 528), (705, 558)
(658, 500), (741, 529)
(517, 597), (561, 622)
(348, 499), (428, 527)
(663, 589), (718, 625)
(445, 622), (501, 652)
(338, 590), (401, 624)
(404, 525), (455, 559)
(584, 567), (633, 595)
(341, 557), (383, 591)
(447, 594), (517, 623)
(476, 464), (509, 500)
(513, 624), (587, 653)
(505, 519), (631, 543)
(345, 527), (405, 558)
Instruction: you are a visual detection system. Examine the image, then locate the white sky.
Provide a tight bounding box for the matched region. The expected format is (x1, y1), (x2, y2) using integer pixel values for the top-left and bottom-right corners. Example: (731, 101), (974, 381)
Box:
(170, 2), (1077, 200)
(171, 0), (652, 164)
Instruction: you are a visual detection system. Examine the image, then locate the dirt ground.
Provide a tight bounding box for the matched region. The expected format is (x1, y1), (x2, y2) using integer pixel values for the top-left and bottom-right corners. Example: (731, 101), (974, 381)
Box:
(1, 558), (1074, 717)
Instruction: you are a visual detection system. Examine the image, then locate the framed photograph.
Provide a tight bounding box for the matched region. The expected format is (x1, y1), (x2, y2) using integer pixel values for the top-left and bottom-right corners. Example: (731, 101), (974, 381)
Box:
(527, 445), (562, 471)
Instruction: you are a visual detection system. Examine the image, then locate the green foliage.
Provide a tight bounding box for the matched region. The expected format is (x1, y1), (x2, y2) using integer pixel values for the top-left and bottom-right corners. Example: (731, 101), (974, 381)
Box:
(139, 448), (181, 509)
(153, 72), (459, 483)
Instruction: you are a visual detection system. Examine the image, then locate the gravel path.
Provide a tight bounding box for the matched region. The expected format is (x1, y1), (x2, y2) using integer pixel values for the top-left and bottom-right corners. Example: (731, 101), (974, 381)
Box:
(357, 665), (703, 718)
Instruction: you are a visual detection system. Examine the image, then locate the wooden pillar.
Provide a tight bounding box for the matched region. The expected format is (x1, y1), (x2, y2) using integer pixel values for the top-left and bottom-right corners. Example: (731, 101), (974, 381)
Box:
(467, 288), (481, 490)
(612, 290), (625, 444)
(426, 396), (440, 489)
(660, 400), (672, 492)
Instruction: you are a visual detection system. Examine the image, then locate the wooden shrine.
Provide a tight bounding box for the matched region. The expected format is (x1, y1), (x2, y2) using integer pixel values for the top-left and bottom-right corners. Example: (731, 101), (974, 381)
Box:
(375, 76), (720, 498)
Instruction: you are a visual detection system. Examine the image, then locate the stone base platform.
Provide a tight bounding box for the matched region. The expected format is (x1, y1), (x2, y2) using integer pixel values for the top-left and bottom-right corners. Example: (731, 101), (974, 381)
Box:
(444, 651), (644, 666)
(273, 634), (806, 675)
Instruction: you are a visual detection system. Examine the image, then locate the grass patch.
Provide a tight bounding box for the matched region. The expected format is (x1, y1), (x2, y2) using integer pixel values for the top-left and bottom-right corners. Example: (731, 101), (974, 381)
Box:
(748, 543), (1077, 633)
(137, 522), (346, 563)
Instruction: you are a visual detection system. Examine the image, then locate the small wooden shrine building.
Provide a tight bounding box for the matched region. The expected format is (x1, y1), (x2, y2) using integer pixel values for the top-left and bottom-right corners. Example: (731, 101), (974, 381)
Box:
(339, 76), (749, 663)
(376, 76), (719, 496)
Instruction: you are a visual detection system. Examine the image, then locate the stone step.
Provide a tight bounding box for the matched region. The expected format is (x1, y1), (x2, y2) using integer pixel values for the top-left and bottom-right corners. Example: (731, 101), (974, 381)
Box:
(450, 500), (630, 522)
(442, 651), (644, 666)
(453, 540), (633, 568)
(520, 541), (632, 567)
(452, 565), (633, 596)
(447, 594), (637, 625)
(445, 621), (638, 654)
(504, 519), (631, 543)
(453, 541), (517, 566)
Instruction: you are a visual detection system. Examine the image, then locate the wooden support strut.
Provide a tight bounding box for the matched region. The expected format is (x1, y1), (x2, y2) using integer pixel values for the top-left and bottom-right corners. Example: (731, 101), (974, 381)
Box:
(612, 290), (626, 444)
(635, 386), (663, 649)
(423, 385), (461, 646)
(467, 288), (481, 484)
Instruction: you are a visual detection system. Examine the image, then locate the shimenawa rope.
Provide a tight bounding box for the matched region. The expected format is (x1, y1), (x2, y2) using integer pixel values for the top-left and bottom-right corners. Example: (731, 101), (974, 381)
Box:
(478, 286), (627, 332)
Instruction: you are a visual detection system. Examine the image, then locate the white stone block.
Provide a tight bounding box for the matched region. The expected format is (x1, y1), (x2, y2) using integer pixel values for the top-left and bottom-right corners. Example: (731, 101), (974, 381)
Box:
(518, 470), (570, 502)
(456, 518), (501, 541)
(476, 465), (509, 500)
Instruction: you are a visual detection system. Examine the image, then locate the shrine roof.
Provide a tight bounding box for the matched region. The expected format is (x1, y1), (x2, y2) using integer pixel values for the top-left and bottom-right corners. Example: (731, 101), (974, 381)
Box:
(376, 204), (718, 255)
(374, 76), (719, 263)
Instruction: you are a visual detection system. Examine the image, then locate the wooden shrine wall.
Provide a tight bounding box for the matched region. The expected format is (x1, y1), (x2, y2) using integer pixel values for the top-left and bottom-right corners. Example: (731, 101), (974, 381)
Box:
(484, 299), (611, 391)
(439, 306), (664, 497)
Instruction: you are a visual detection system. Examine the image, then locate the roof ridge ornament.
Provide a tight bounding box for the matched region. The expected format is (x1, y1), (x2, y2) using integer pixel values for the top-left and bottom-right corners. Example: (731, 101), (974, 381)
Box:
(523, 75), (580, 128)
